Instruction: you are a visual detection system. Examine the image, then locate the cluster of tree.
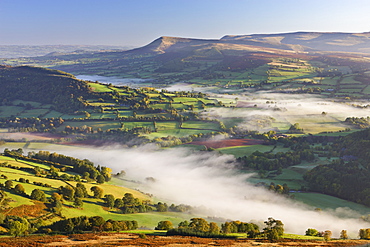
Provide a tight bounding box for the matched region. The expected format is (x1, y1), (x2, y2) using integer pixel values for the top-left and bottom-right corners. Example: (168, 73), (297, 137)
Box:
(0, 117), (64, 133)
(0, 65), (91, 113)
(166, 217), (282, 241)
(344, 117), (370, 129)
(166, 218), (226, 238)
(304, 159), (370, 206)
(0, 178), (87, 211)
(89, 127), (151, 145)
(64, 125), (94, 134)
(359, 229), (370, 239)
(305, 228), (347, 240)
(47, 216), (138, 233)
(103, 193), (152, 214)
(33, 150), (111, 183)
(287, 123), (304, 134)
(1, 181), (27, 196)
(267, 182), (290, 195)
(304, 128), (370, 206)
(236, 148), (315, 171)
(0, 214), (43, 237)
(220, 221), (259, 237)
(0, 213), (138, 236)
(118, 115), (180, 122)
(103, 193), (188, 214)
(58, 183), (95, 202)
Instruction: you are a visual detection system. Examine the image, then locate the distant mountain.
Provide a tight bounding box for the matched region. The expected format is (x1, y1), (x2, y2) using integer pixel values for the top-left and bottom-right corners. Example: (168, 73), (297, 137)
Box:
(134, 35), (305, 55)
(0, 45), (133, 58)
(221, 32), (370, 53)
(136, 32), (370, 54)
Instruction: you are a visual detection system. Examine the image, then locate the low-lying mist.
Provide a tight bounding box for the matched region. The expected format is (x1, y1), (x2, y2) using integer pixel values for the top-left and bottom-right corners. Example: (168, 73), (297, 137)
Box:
(54, 145), (369, 237)
(205, 92), (370, 133)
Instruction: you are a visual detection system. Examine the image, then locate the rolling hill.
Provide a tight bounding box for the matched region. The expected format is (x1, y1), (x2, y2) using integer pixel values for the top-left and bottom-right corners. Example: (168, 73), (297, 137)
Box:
(2, 32), (370, 97)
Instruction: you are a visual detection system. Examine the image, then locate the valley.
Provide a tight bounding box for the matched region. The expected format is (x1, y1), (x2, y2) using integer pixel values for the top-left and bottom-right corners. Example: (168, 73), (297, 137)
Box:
(0, 32), (370, 245)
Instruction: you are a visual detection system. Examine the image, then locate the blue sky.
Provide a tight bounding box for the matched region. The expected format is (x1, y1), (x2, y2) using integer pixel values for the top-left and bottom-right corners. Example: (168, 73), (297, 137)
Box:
(1, 0), (370, 46)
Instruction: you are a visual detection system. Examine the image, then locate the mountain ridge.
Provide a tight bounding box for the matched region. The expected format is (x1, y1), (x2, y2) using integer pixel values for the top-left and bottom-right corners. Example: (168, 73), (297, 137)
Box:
(125, 31), (370, 55)
(221, 31), (370, 53)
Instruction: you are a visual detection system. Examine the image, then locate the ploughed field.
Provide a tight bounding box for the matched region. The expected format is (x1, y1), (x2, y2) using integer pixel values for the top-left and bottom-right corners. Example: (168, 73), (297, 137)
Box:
(187, 138), (265, 149)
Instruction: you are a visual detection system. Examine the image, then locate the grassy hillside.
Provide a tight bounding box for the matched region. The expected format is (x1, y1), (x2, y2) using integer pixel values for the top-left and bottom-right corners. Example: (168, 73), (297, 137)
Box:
(0, 153), (193, 229)
(0, 65), (91, 113)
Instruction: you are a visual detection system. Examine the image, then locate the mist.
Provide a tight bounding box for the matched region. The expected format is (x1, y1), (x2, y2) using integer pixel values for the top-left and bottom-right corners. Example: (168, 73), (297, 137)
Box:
(204, 92), (370, 133)
(51, 144), (370, 237)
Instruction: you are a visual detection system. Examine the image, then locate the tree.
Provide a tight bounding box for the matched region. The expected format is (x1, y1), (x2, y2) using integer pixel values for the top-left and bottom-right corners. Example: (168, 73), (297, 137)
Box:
(156, 202), (168, 212)
(50, 193), (63, 215)
(75, 182), (88, 198)
(189, 218), (210, 232)
(102, 221), (113, 231)
(14, 184), (25, 195)
(305, 228), (319, 236)
(209, 222), (220, 235)
(4, 180), (13, 190)
(340, 230), (348, 239)
(275, 184), (283, 194)
(96, 174), (105, 184)
(114, 198), (124, 209)
(89, 216), (105, 229)
(263, 217), (284, 241)
(359, 228), (370, 239)
(123, 193), (135, 206)
(59, 185), (75, 200)
(100, 167), (112, 181)
(178, 220), (189, 228)
(30, 189), (46, 202)
(74, 197), (83, 208)
(8, 218), (30, 237)
(104, 194), (115, 209)
(323, 230), (332, 241)
(91, 186), (104, 198)
(155, 221), (173, 230)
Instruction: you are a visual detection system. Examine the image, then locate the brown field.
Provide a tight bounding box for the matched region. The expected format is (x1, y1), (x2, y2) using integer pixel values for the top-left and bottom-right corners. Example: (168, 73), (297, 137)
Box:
(4, 201), (48, 218)
(0, 132), (62, 141)
(0, 233), (368, 247)
(188, 138), (265, 149)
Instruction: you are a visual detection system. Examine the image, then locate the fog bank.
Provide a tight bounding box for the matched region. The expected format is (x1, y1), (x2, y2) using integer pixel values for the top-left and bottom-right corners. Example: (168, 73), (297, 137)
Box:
(55, 145), (369, 237)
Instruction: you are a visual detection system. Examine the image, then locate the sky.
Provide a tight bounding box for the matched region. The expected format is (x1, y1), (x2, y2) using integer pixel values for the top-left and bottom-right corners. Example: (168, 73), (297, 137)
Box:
(1, 0), (370, 46)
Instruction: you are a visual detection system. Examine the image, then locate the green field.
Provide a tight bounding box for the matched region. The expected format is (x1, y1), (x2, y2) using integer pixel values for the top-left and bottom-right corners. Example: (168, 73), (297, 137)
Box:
(246, 168), (305, 190)
(217, 145), (274, 158)
(293, 193), (370, 214)
(88, 82), (114, 92)
(0, 106), (25, 117)
(181, 121), (220, 130)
